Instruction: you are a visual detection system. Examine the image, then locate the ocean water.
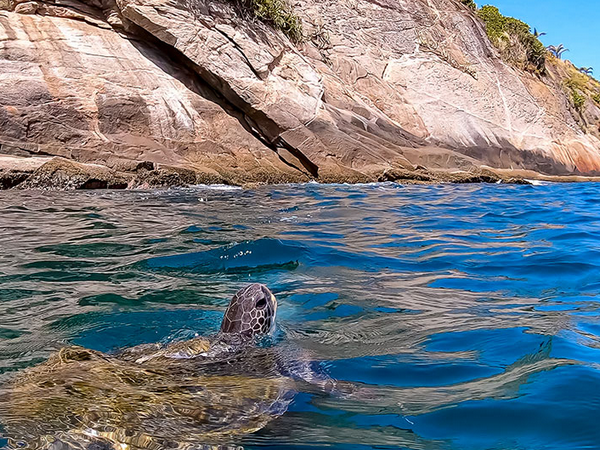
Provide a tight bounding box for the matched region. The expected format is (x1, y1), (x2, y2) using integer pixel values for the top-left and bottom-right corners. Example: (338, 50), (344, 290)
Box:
(0, 182), (600, 450)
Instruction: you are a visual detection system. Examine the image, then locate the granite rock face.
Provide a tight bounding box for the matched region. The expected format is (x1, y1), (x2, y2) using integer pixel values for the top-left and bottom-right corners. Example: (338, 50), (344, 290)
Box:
(0, 5), (311, 184)
(1, 0), (599, 188)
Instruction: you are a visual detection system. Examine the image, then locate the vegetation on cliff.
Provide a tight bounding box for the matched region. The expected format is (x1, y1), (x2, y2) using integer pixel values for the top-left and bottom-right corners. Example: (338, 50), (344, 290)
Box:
(580, 67), (594, 76)
(235, 0), (302, 42)
(476, 5), (546, 73)
(459, 1), (599, 135)
(559, 59), (600, 113)
(547, 44), (569, 59)
(460, 0), (476, 9)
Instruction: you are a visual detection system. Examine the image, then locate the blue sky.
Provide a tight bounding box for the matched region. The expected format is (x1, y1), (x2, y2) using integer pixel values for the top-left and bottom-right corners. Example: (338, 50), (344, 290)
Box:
(484, 0), (599, 74)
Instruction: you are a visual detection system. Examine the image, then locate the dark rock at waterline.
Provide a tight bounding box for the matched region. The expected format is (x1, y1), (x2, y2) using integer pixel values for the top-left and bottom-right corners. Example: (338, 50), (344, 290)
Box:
(0, 157), (234, 190)
(0, 170), (31, 189)
(134, 166), (207, 188)
(4, 155), (598, 190)
(16, 158), (129, 190)
(377, 167), (531, 185)
(4, 157), (225, 190)
(378, 168), (434, 183)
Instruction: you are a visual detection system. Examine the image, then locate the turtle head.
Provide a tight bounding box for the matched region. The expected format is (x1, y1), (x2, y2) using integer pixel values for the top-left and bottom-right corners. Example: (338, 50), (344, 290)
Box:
(220, 284), (277, 337)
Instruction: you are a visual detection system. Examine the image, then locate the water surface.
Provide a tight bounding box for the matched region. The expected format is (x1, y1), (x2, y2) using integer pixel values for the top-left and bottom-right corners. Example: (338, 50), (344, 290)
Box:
(1, 182), (600, 449)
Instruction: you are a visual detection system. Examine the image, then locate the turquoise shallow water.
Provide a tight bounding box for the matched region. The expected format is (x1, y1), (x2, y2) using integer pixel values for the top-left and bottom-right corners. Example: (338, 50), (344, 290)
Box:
(1, 182), (600, 449)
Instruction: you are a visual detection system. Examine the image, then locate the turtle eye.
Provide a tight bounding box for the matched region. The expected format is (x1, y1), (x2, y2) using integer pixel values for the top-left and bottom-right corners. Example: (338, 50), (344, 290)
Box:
(256, 297), (267, 309)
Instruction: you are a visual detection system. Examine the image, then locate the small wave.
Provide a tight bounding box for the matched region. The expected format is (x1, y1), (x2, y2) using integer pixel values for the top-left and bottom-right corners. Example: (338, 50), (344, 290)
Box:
(189, 184), (244, 190)
(139, 238), (307, 273)
(525, 179), (550, 186)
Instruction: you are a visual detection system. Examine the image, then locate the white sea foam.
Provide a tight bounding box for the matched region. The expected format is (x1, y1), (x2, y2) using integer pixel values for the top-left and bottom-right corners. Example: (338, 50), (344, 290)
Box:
(525, 179), (549, 186)
(190, 184), (244, 190)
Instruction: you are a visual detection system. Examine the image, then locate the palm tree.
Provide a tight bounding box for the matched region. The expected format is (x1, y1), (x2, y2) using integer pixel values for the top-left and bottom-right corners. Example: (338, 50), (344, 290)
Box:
(547, 44), (569, 59)
(579, 67), (594, 76)
(533, 28), (546, 38)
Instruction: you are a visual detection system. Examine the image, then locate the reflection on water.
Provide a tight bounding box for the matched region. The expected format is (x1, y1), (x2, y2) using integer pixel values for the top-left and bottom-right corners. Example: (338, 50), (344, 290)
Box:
(1, 183), (600, 449)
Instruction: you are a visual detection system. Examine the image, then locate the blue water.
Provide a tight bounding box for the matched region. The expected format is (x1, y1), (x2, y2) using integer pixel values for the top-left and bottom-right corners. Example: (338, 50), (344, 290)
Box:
(1, 182), (600, 449)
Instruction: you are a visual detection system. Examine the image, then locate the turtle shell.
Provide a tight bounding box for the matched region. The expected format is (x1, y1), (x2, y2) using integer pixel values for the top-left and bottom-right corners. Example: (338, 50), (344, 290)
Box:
(0, 345), (295, 450)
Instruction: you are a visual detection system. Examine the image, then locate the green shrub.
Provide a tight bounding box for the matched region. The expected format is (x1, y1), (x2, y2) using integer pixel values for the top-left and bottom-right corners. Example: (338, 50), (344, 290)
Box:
(238, 0), (303, 42)
(477, 5), (506, 40)
(477, 5), (546, 73)
(571, 90), (586, 111)
(565, 72), (589, 91)
(593, 93), (600, 106)
(461, 0), (477, 10)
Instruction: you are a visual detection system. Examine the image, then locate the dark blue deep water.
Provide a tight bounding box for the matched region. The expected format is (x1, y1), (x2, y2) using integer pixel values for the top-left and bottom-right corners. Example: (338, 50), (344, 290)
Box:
(1, 182), (600, 450)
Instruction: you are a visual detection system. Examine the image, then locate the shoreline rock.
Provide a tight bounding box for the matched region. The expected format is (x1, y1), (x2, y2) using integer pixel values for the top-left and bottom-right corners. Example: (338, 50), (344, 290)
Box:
(6, 155), (600, 191)
(16, 158), (130, 190)
(1, 157), (226, 190)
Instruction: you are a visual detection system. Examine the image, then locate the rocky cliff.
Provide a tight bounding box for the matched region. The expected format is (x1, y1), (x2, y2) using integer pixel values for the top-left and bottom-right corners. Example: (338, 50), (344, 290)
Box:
(1, 0), (600, 188)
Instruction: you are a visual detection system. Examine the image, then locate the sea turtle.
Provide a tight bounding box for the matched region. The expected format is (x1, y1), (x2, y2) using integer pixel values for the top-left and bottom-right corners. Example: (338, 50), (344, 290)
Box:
(0, 284), (317, 450)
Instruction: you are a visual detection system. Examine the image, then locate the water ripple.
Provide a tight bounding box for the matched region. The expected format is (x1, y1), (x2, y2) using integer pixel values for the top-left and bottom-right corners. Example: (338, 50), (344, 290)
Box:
(0, 183), (600, 449)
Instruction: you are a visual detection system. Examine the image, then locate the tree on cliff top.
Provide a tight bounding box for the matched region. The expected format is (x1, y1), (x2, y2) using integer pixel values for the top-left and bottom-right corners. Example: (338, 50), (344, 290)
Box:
(547, 44), (569, 59)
